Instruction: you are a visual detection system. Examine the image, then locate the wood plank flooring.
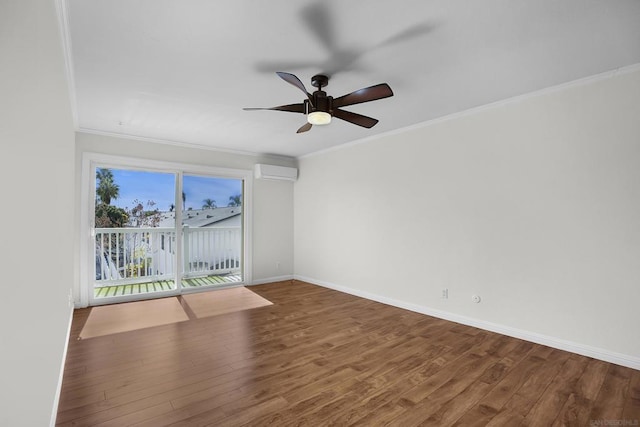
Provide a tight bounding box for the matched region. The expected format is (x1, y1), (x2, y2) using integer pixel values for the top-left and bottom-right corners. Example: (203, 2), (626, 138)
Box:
(57, 280), (640, 426)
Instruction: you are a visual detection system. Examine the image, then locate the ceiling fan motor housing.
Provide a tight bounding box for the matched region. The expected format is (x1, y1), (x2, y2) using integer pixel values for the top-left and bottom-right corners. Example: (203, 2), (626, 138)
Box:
(304, 93), (333, 115)
(313, 91), (332, 114)
(310, 74), (332, 114)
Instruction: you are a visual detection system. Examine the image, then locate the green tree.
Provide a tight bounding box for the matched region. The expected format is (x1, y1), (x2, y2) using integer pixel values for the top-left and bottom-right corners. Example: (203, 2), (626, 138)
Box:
(228, 194), (242, 207)
(95, 203), (129, 228)
(96, 168), (113, 183)
(202, 198), (217, 209)
(96, 168), (119, 205)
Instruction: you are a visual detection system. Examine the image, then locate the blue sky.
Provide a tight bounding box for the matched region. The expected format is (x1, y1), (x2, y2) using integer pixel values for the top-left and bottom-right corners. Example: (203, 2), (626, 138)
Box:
(102, 168), (242, 211)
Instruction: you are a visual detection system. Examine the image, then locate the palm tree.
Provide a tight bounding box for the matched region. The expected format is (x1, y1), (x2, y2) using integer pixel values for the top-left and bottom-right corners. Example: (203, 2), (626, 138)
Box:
(202, 198), (216, 209)
(182, 191), (186, 212)
(96, 168), (113, 183)
(228, 194), (242, 207)
(96, 168), (119, 205)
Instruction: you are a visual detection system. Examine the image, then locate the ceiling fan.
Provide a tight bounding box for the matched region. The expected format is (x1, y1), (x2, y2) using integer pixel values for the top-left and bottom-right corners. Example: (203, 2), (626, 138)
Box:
(244, 72), (393, 133)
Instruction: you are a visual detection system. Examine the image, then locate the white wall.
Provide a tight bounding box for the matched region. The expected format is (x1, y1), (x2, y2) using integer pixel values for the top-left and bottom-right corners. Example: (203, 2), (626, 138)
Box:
(252, 177), (295, 282)
(0, 0), (76, 425)
(75, 132), (295, 287)
(294, 67), (640, 368)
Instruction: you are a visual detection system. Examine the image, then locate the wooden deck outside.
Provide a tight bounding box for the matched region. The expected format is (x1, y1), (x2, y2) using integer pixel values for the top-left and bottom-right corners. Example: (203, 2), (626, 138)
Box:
(94, 274), (242, 298)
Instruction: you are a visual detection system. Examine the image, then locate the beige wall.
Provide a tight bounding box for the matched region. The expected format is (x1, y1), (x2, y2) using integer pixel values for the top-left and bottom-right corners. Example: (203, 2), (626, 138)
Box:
(0, 0), (76, 424)
(294, 68), (640, 367)
(75, 132), (295, 288)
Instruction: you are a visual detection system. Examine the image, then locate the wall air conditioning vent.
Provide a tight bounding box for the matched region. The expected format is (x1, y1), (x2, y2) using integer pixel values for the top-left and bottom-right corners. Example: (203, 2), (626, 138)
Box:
(254, 164), (298, 181)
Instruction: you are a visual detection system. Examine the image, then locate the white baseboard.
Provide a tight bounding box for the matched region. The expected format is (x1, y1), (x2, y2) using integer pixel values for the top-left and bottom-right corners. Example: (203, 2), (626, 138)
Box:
(51, 304), (74, 426)
(294, 275), (640, 371)
(251, 275), (294, 286)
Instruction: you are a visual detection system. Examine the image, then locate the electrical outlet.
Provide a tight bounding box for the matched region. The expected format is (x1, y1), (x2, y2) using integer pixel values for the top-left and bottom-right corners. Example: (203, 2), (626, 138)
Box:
(442, 288), (448, 299)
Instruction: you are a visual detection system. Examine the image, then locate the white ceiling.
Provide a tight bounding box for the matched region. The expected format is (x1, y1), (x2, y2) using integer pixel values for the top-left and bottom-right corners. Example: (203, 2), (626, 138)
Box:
(64, 0), (640, 158)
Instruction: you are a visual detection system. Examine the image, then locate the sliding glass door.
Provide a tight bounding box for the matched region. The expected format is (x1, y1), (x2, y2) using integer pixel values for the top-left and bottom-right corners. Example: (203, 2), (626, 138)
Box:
(83, 155), (250, 306)
(94, 168), (178, 299)
(180, 174), (244, 289)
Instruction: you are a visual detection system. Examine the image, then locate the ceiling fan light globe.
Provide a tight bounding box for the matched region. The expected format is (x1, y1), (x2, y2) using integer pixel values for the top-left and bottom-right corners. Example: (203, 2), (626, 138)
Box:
(307, 111), (331, 125)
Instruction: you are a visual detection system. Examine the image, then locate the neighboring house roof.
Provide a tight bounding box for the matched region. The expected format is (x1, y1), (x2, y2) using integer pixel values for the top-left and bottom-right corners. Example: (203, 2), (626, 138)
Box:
(158, 206), (242, 228)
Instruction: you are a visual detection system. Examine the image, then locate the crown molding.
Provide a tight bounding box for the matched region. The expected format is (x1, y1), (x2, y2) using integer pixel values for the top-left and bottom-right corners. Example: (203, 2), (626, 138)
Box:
(299, 62), (640, 160)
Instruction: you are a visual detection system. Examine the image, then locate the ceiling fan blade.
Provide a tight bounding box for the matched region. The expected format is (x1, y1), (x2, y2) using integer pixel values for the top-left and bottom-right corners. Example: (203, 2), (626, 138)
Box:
(301, 3), (335, 54)
(297, 122), (312, 133)
(255, 60), (318, 73)
(332, 83), (393, 108)
(243, 103), (305, 113)
(276, 72), (314, 106)
(375, 22), (436, 50)
(333, 109), (379, 128)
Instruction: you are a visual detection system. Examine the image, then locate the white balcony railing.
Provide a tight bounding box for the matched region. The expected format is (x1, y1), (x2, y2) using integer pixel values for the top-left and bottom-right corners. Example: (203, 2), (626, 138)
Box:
(95, 225), (241, 286)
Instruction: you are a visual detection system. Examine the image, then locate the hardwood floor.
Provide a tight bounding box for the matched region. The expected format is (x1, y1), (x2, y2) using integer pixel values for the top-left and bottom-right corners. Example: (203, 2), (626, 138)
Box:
(57, 280), (640, 426)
